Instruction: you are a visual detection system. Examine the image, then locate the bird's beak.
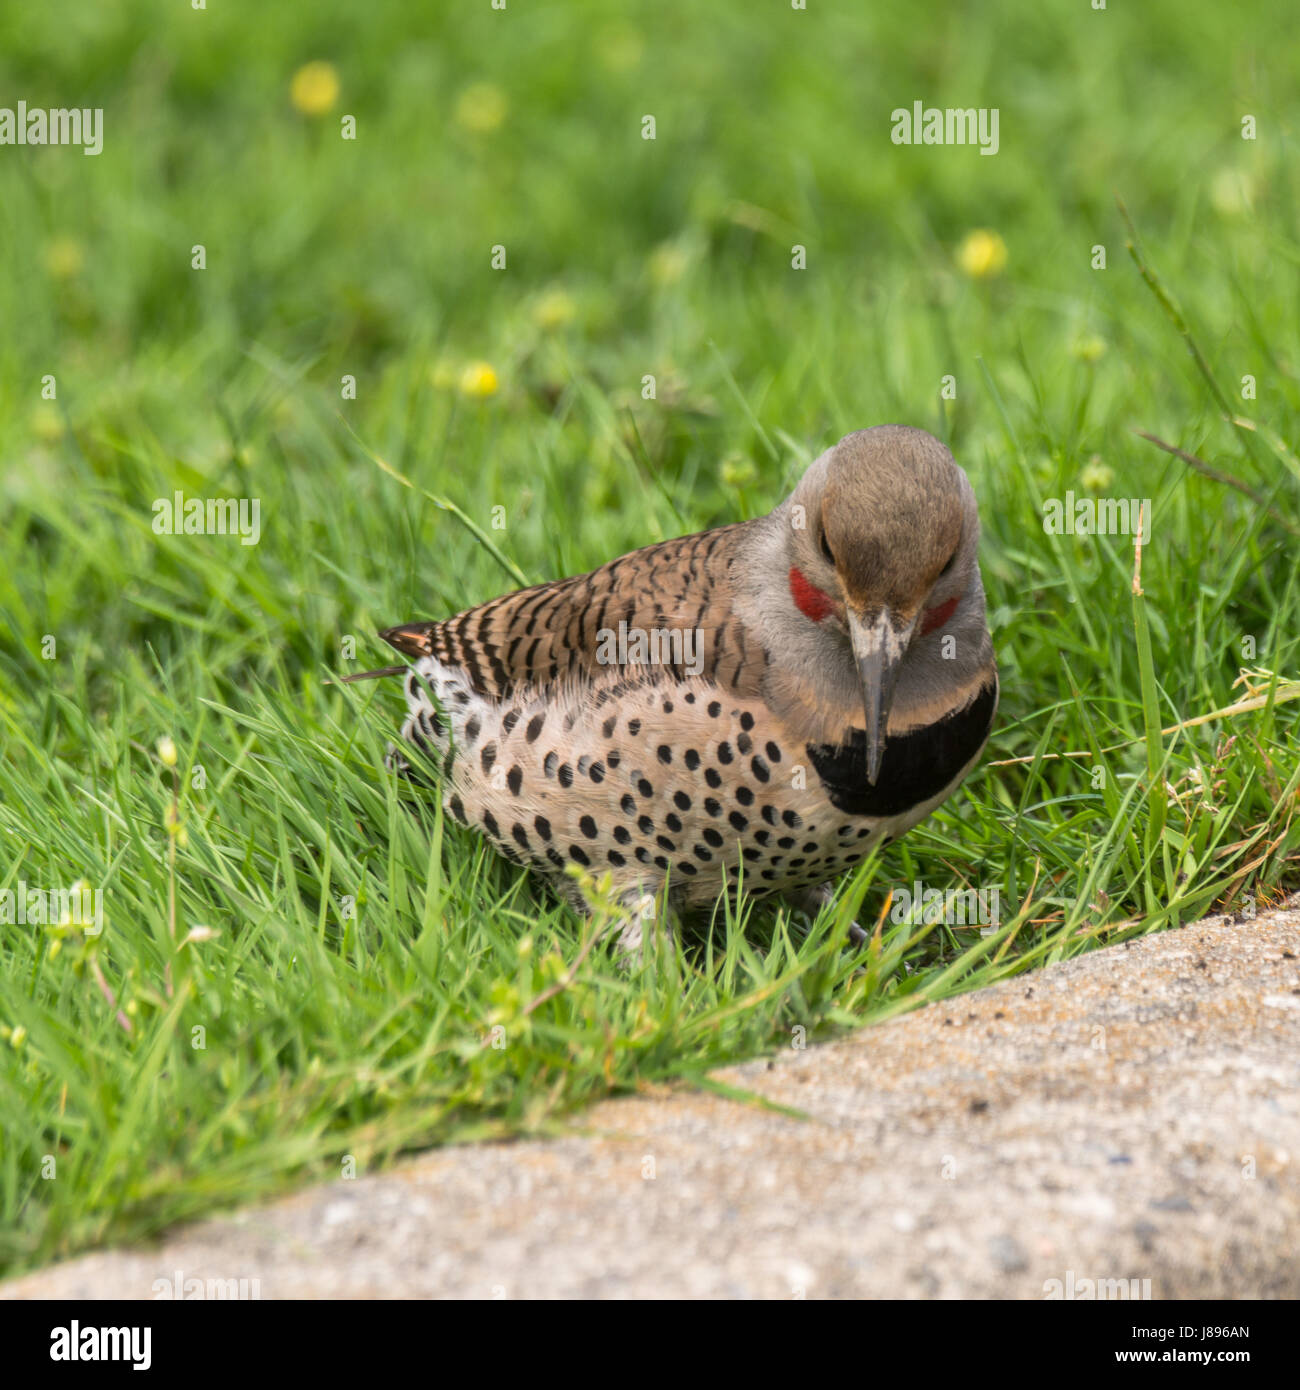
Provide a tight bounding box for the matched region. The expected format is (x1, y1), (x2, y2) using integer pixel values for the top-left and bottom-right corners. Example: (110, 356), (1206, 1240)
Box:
(847, 607), (914, 786)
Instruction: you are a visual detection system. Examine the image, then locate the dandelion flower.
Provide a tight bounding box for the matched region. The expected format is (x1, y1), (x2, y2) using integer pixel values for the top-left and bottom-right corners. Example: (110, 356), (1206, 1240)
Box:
(459, 362), (499, 398)
(291, 61), (340, 117)
(956, 229), (1007, 279)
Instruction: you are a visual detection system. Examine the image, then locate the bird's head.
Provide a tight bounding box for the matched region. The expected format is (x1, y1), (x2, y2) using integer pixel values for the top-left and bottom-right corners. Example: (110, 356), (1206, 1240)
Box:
(784, 425), (982, 784)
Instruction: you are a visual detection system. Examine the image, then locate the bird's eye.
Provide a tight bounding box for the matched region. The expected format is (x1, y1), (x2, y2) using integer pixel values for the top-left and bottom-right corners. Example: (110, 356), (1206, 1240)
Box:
(820, 531), (836, 566)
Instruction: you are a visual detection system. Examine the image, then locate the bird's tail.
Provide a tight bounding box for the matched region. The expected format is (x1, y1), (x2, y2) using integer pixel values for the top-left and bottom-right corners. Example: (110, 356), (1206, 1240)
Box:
(337, 665), (406, 683)
(336, 624), (436, 682)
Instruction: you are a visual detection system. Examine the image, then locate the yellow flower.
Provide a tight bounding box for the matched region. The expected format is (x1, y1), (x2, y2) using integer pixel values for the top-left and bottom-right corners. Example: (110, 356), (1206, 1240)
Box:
(459, 362), (499, 398)
(44, 237), (85, 279)
(1071, 334), (1106, 363)
(290, 61), (340, 117)
(956, 229), (1007, 279)
(455, 82), (508, 133)
(1081, 457), (1114, 492)
(157, 736), (178, 768)
(533, 288), (576, 331)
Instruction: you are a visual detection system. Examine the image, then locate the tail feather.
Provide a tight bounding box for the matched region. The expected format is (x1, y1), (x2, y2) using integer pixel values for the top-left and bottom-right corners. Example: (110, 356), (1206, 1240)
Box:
(337, 664), (407, 682)
(337, 623), (439, 682)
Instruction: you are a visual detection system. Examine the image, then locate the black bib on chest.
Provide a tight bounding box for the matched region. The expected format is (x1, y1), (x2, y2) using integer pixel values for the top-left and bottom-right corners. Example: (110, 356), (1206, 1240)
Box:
(806, 679), (997, 818)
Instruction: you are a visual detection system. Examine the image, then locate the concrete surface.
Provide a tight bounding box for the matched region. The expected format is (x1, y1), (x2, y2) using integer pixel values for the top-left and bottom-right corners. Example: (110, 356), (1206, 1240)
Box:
(5, 899), (1299, 1299)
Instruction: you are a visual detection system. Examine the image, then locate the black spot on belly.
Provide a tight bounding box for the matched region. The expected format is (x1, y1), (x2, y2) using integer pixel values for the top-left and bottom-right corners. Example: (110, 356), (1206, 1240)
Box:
(807, 680), (997, 817)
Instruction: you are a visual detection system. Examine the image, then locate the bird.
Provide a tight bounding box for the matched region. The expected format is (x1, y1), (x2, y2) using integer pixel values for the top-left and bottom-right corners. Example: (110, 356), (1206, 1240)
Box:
(348, 425), (997, 955)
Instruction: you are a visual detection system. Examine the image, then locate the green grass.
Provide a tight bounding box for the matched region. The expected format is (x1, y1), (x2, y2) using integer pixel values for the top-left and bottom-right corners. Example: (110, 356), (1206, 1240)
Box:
(2, 0), (1299, 1276)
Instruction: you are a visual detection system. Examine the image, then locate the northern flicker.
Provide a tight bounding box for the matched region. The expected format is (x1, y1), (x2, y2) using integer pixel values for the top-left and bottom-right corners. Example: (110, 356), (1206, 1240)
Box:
(349, 426), (998, 953)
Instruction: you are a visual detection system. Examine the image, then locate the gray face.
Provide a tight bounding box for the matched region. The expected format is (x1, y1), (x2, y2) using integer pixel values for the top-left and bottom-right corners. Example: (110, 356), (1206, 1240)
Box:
(781, 426), (988, 778)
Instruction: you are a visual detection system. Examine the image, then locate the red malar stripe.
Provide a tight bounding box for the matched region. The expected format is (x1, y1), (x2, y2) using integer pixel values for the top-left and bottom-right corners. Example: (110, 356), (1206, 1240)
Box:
(920, 594), (959, 635)
(788, 566), (833, 622)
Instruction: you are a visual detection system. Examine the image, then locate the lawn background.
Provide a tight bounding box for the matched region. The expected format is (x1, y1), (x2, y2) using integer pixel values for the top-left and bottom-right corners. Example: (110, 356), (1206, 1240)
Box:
(1, 0), (1298, 1274)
